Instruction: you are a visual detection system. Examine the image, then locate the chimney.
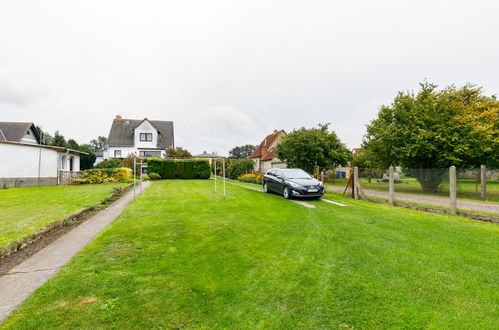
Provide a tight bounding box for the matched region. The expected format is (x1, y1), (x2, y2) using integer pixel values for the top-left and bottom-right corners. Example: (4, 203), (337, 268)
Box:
(115, 115), (122, 120)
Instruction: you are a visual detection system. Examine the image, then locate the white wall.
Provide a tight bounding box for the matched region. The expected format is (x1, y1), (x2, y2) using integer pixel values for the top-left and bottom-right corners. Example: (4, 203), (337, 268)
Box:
(104, 146), (137, 159)
(0, 143), (58, 178)
(20, 127), (39, 144)
(134, 120), (158, 149)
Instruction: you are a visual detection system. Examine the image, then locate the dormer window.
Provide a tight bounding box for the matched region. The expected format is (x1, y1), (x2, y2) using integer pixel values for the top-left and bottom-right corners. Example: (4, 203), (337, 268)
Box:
(140, 133), (153, 142)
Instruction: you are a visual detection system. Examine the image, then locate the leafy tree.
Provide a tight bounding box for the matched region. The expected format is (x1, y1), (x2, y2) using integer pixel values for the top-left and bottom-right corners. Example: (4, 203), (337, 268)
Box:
(90, 136), (108, 152)
(96, 158), (120, 168)
(78, 144), (96, 170)
(66, 139), (79, 150)
(229, 144), (256, 159)
(51, 131), (67, 147)
(362, 82), (499, 192)
(276, 124), (351, 173)
(227, 159), (254, 179)
(165, 147), (192, 158)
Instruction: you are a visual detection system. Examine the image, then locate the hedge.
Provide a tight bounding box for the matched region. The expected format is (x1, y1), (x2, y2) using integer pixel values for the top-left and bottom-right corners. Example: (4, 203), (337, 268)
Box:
(74, 168), (132, 184)
(147, 159), (211, 179)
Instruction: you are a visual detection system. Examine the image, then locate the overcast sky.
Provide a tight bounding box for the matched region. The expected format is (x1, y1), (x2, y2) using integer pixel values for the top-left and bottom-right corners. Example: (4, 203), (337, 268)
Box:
(1, 0), (498, 155)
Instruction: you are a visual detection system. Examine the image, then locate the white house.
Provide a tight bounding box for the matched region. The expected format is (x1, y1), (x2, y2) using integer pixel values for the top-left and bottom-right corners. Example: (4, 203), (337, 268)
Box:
(102, 116), (174, 160)
(0, 122), (84, 187)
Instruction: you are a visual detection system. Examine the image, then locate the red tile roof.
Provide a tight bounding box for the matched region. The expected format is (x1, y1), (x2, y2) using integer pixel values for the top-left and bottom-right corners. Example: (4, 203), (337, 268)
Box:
(250, 130), (286, 160)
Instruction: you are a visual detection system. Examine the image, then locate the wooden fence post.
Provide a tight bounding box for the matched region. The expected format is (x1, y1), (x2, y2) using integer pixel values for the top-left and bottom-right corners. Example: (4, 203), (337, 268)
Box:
(353, 166), (359, 200)
(389, 166), (394, 206)
(449, 166), (457, 214)
(480, 165), (486, 201)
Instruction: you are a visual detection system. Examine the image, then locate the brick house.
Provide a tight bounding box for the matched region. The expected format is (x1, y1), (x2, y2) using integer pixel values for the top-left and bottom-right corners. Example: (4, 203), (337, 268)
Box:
(250, 130), (287, 173)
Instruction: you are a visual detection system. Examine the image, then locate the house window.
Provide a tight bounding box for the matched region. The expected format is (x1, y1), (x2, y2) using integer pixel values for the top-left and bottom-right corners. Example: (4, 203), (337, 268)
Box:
(141, 167), (148, 174)
(140, 133), (153, 142)
(114, 150), (122, 158)
(139, 151), (161, 157)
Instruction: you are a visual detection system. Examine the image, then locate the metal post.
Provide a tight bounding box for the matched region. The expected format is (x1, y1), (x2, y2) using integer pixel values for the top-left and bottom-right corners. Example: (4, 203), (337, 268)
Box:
(353, 166), (359, 200)
(449, 166), (457, 214)
(223, 158), (226, 197)
(139, 161), (142, 194)
(389, 166), (395, 206)
(133, 157), (136, 201)
(214, 160), (217, 192)
(480, 165), (486, 201)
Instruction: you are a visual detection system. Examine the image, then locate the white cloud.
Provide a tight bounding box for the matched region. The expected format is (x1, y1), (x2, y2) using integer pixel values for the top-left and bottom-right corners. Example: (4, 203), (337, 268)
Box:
(0, 0), (497, 154)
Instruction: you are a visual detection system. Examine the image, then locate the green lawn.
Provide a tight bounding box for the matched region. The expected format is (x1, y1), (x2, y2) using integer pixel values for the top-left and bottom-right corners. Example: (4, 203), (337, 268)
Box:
(2, 180), (498, 329)
(0, 184), (127, 250)
(327, 177), (499, 202)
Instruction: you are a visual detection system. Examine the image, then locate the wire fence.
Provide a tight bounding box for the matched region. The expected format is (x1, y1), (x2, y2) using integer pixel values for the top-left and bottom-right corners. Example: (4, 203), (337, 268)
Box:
(327, 166), (499, 214)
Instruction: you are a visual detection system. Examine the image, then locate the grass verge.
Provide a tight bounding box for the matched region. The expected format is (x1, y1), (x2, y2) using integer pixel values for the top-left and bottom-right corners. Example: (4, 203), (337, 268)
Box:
(0, 184), (127, 252)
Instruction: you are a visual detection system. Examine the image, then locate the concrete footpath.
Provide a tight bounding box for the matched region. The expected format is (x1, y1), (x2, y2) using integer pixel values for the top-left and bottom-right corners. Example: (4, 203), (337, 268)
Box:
(0, 182), (151, 323)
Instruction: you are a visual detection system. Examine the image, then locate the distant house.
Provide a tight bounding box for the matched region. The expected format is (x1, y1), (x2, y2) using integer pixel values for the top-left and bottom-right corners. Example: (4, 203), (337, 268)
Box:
(0, 122), (84, 187)
(250, 130), (287, 173)
(193, 151), (219, 165)
(103, 115), (174, 160)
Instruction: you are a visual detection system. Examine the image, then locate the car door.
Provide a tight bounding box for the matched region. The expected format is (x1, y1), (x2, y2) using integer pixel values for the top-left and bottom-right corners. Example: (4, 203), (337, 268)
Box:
(273, 170), (285, 193)
(266, 169), (278, 191)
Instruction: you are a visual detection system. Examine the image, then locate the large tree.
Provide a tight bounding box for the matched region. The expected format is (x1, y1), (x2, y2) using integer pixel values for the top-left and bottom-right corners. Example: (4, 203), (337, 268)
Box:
(363, 82), (499, 191)
(90, 136), (108, 152)
(51, 131), (67, 147)
(78, 144), (97, 170)
(276, 124), (351, 173)
(229, 144), (256, 159)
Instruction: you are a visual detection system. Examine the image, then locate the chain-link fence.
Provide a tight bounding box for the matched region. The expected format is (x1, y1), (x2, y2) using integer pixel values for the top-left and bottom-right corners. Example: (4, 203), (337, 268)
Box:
(328, 166), (499, 215)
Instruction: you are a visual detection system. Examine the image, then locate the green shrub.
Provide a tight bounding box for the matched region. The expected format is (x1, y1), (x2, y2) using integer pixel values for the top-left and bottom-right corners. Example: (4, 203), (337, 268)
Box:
(238, 173), (263, 185)
(147, 159), (211, 179)
(148, 172), (161, 180)
(74, 167), (132, 184)
(227, 159), (254, 179)
(96, 158), (121, 169)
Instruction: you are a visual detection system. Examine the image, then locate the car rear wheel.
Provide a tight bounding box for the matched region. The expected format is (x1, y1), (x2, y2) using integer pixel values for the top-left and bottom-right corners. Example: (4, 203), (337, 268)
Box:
(263, 183), (269, 193)
(283, 187), (290, 199)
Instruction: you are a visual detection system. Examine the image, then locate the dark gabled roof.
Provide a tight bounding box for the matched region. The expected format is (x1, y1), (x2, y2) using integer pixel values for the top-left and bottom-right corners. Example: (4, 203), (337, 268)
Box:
(0, 122), (40, 143)
(250, 130), (286, 160)
(107, 118), (174, 149)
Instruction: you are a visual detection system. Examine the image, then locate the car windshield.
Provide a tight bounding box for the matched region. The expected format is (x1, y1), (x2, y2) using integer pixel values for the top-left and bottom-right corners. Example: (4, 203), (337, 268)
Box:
(282, 169), (312, 179)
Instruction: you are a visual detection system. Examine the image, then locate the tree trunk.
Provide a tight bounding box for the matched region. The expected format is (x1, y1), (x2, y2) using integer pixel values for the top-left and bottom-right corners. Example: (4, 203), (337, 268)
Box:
(410, 168), (447, 193)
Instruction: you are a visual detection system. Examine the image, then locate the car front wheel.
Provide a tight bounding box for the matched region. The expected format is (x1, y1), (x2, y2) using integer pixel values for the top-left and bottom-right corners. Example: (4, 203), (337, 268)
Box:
(263, 183), (269, 193)
(283, 187), (290, 199)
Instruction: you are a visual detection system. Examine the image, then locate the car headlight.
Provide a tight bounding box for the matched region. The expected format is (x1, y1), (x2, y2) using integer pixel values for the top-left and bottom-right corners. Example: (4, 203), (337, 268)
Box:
(288, 182), (302, 188)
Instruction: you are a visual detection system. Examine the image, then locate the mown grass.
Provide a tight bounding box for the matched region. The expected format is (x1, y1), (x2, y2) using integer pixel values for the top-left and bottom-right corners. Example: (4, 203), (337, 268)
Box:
(0, 184), (127, 249)
(2, 180), (498, 329)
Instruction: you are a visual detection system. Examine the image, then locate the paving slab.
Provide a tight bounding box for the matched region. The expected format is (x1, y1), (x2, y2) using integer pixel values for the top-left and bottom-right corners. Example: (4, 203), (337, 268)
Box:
(0, 182), (151, 323)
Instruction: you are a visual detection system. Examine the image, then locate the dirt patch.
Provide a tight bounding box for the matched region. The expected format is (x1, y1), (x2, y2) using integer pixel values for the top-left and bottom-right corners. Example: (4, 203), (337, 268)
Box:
(78, 297), (98, 305)
(0, 185), (132, 276)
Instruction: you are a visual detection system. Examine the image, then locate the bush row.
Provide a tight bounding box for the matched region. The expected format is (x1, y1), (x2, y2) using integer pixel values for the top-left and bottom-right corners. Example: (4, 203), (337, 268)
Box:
(74, 168), (132, 184)
(147, 158), (211, 179)
(238, 173), (263, 185)
(212, 158), (255, 179)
